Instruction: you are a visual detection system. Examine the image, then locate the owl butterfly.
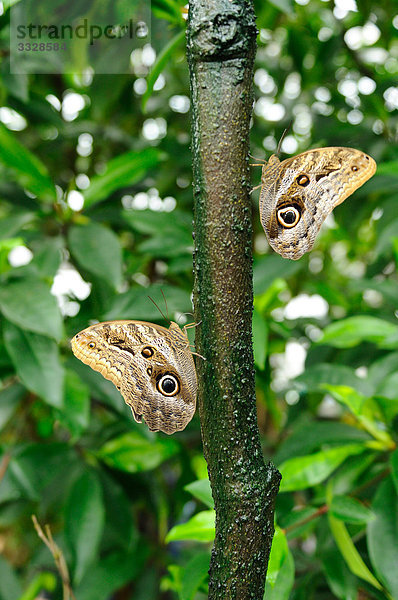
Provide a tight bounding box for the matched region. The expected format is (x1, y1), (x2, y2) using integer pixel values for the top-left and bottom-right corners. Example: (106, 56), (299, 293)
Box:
(71, 320), (197, 435)
(258, 147), (377, 260)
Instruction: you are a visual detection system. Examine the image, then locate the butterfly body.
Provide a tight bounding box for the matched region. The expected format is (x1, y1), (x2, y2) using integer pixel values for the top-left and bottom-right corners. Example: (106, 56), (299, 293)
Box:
(71, 320), (197, 435)
(259, 147), (376, 260)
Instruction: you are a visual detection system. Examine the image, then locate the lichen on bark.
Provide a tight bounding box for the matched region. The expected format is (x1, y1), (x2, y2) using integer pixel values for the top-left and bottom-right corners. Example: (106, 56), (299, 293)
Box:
(187, 1), (281, 598)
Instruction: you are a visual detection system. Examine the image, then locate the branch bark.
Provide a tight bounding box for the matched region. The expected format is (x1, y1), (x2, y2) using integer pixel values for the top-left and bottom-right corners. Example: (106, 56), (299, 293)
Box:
(187, 1), (281, 598)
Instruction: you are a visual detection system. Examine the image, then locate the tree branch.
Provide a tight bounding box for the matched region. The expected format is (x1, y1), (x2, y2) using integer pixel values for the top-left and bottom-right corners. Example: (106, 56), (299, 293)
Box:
(187, 1), (281, 597)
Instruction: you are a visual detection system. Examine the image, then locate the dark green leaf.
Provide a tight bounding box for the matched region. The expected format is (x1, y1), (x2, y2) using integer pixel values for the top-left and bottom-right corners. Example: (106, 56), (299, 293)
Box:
(253, 254), (302, 295)
(0, 278), (63, 340)
(253, 308), (267, 370)
(181, 551), (210, 600)
(330, 495), (374, 524)
(82, 148), (163, 208)
(295, 363), (370, 396)
(0, 383), (25, 431)
(31, 237), (63, 278)
(6, 443), (75, 502)
(368, 477), (398, 597)
(65, 470), (105, 584)
(274, 421), (370, 465)
(75, 547), (149, 600)
(0, 124), (56, 201)
(68, 223), (122, 289)
(3, 321), (64, 408)
(391, 449), (398, 495)
(0, 557), (23, 600)
(0, 211), (34, 240)
(60, 370), (90, 437)
(322, 548), (358, 600)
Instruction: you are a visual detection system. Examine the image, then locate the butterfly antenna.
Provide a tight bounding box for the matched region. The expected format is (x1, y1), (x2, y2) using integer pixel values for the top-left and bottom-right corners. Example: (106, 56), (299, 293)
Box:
(249, 152), (266, 164)
(148, 295), (169, 323)
(276, 119), (293, 157)
(161, 289), (171, 322)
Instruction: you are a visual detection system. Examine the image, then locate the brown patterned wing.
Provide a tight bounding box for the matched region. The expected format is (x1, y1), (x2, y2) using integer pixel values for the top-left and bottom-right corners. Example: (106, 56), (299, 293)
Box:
(71, 320), (197, 435)
(259, 147), (376, 260)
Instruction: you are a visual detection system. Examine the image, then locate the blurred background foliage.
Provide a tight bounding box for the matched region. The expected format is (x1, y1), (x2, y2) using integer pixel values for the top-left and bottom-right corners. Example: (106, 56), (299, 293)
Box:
(0, 0), (397, 598)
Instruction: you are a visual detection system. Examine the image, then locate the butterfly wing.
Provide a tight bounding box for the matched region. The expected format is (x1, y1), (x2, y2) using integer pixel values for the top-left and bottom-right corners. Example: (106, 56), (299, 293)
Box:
(259, 147), (376, 260)
(71, 320), (197, 434)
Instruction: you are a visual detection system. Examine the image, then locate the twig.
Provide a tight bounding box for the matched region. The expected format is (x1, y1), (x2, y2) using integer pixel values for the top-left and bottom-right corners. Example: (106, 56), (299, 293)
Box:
(32, 515), (76, 600)
(284, 504), (328, 534)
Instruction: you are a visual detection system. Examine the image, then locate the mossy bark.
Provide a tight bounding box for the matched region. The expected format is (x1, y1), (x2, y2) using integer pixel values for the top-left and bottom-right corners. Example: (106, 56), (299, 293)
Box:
(187, 1), (281, 598)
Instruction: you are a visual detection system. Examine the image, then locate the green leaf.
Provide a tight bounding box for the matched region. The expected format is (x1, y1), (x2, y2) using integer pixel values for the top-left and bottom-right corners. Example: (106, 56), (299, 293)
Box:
(318, 316), (398, 349)
(123, 208), (193, 258)
(0, 383), (25, 431)
(17, 573), (57, 600)
(31, 237), (63, 278)
(142, 29), (186, 111)
(264, 529), (294, 600)
(65, 470), (105, 585)
(322, 384), (394, 446)
(390, 449), (398, 495)
(123, 208), (191, 236)
(151, 0), (185, 24)
(329, 513), (382, 591)
(59, 370), (90, 437)
(0, 124), (56, 201)
(166, 510), (215, 543)
(330, 495), (374, 524)
(184, 479), (214, 509)
(7, 443), (75, 502)
(294, 363), (370, 396)
(75, 548), (149, 600)
(322, 548), (358, 600)
(368, 352), (398, 392)
(3, 321), (64, 408)
(266, 526), (289, 588)
(0, 278), (63, 341)
(253, 308), (268, 370)
(3, 0), (24, 9)
(68, 223), (122, 289)
(368, 477), (398, 597)
(274, 421), (370, 465)
(82, 148), (163, 208)
(180, 551), (210, 600)
(253, 254), (302, 295)
(98, 431), (179, 473)
(0, 211), (34, 240)
(0, 556), (23, 600)
(279, 444), (367, 492)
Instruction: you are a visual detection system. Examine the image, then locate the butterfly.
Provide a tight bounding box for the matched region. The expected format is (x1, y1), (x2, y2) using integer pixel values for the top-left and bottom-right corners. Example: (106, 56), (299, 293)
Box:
(257, 147), (376, 260)
(71, 319), (197, 435)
